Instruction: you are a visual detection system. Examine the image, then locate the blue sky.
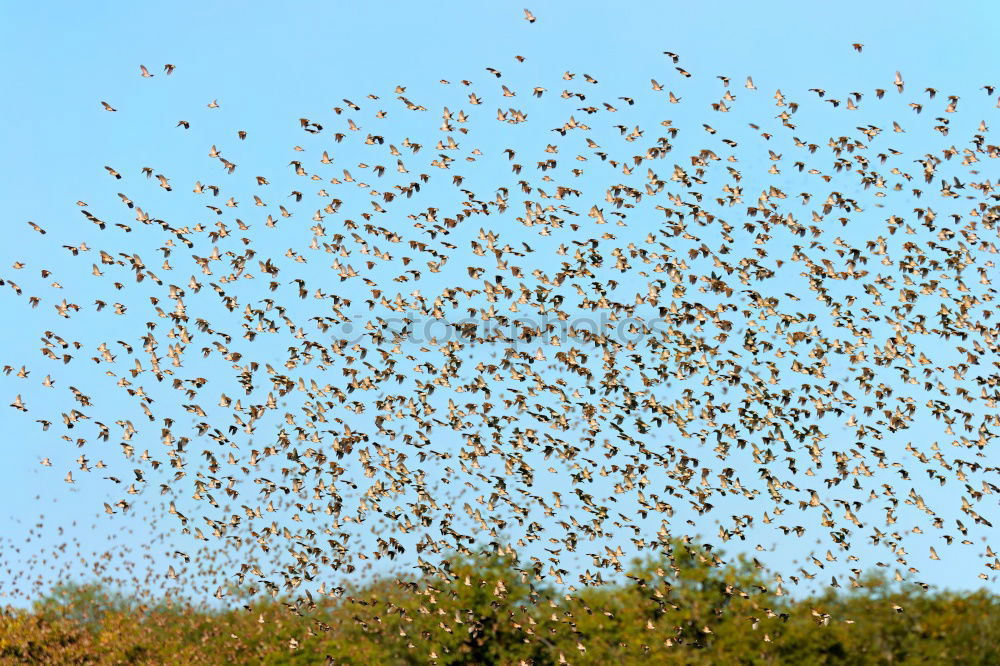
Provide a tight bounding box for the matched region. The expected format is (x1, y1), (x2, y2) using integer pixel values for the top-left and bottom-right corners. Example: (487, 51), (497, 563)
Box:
(1, 0), (999, 606)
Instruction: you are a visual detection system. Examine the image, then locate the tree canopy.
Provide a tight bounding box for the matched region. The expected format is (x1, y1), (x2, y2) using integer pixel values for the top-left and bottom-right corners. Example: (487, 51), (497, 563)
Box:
(3, 541), (997, 664)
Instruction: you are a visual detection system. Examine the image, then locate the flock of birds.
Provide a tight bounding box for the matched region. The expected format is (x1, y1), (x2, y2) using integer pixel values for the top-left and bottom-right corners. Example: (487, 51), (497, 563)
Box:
(2, 7), (999, 652)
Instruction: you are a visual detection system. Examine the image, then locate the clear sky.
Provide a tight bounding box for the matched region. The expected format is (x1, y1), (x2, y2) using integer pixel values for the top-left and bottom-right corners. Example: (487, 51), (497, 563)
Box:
(1, 0), (998, 606)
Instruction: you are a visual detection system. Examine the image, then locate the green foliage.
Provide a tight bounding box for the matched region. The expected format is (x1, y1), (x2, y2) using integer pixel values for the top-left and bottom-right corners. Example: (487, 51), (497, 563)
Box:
(2, 545), (998, 665)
